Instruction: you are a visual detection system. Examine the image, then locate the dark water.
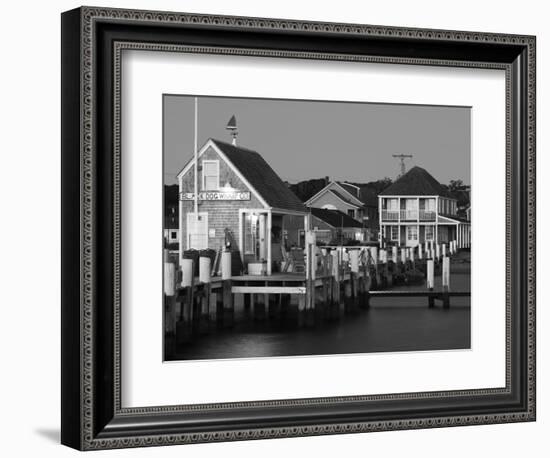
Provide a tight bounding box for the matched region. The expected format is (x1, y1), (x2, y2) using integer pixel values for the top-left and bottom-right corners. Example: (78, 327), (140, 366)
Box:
(169, 294), (471, 361)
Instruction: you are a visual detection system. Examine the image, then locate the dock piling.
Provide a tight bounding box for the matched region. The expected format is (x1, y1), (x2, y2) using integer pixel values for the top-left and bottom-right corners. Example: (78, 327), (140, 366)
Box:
(221, 250), (234, 327)
(427, 259), (435, 308)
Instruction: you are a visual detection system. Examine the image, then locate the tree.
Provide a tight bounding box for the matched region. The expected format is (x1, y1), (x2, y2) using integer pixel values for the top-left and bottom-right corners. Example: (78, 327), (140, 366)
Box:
(448, 179), (464, 192)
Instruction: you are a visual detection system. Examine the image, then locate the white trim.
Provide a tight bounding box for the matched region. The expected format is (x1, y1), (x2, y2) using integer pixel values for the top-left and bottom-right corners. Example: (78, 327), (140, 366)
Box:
(267, 211), (272, 276)
(239, 209), (269, 261)
(390, 225), (399, 241)
(305, 181), (364, 207)
(425, 225), (435, 241)
(238, 210), (243, 262)
(380, 194), (443, 199)
(178, 174), (184, 264)
(339, 181), (361, 198)
(186, 212), (208, 250)
(311, 215), (335, 230)
(177, 139), (270, 209)
(271, 207), (307, 216)
(210, 141), (270, 209)
(333, 181), (364, 205)
(438, 215), (471, 225)
(176, 139), (212, 179)
(201, 159), (219, 190)
(326, 190), (361, 208)
(232, 286), (306, 295)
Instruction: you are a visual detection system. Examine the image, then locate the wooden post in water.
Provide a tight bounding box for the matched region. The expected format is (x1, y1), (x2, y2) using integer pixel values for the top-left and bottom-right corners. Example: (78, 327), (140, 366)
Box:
(370, 246), (378, 264)
(164, 253), (176, 333)
(221, 250), (233, 328)
(305, 237), (315, 327)
(331, 249), (342, 316)
(349, 249), (359, 312)
(418, 243), (423, 260)
(379, 249), (387, 288)
(427, 259), (435, 308)
(177, 258), (194, 346)
(199, 254), (211, 334)
(386, 247), (394, 287)
(442, 256), (450, 308)
(442, 243), (447, 258)
(364, 254), (371, 309)
(435, 243), (441, 262)
(326, 254), (335, 319)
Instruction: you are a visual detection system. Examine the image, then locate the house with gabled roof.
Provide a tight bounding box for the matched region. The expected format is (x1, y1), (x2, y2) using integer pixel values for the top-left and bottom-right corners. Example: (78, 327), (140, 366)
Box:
(309, 207), (365, 244)
(304, 180), (379, 241)
(378, 166), (471, 249)
(176, 138), (308, 275)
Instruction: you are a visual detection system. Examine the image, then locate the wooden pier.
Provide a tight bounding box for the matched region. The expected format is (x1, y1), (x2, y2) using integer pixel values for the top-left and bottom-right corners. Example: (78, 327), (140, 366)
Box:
(164, 239), (469, 355)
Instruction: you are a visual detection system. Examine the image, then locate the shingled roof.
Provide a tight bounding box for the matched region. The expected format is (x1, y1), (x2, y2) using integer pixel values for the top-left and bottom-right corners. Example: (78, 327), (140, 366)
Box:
(310, 207), (363, 228)
(379, 166), (452, 197)
(212, 139), (307, 213)
(328, 189), (361, 208)
(358, 186), (379, 207)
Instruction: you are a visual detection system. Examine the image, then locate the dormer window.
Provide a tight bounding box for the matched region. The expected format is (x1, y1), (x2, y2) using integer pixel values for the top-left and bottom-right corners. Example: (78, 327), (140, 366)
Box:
(202, 160), (219, 190)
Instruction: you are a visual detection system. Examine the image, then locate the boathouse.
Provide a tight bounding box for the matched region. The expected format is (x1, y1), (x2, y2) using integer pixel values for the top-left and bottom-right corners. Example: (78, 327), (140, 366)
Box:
(177, 138), (308, 275)
(378, 166), (471, 248)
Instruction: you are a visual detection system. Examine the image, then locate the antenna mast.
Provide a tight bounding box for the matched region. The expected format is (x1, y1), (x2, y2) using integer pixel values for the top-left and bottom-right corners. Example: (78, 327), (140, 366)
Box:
(392, 153), (413, 177)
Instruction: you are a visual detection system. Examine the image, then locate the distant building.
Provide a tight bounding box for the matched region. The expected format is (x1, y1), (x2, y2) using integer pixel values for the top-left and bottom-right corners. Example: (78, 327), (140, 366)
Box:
(305, 181), (379, 240)
(177, 138), (308, 274)
(309, 207), (365, 244)
(378, 166), (471, 248)
(164, 184), (179, 247)
(464, 205), (471, 222)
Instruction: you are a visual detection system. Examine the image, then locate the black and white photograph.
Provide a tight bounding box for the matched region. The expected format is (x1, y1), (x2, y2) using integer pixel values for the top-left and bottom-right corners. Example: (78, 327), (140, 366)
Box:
(163, 95), (472, 361)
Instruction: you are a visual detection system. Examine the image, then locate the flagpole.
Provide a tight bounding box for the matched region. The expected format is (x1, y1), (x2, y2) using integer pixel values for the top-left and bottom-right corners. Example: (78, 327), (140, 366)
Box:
(194, 97), (198, 218)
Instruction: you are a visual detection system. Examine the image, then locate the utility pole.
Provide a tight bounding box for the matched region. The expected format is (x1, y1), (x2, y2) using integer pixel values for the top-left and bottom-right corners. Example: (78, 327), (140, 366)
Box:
(392, 153), (413, 177)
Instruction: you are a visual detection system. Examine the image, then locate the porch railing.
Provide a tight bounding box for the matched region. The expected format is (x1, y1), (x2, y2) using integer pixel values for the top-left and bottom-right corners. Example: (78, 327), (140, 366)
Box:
(419, 210), (436, 221)
(400, 210), (418, 220)
(381, 210), (399, 221)
(381, 209), (437, 221)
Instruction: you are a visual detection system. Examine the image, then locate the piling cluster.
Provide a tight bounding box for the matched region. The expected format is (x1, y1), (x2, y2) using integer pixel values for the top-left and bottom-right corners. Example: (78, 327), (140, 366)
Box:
(163, 238), (461, 354)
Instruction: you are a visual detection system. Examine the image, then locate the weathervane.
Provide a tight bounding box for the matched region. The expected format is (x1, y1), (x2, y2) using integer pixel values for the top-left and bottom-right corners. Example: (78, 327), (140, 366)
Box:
(226, 115), (238, 146)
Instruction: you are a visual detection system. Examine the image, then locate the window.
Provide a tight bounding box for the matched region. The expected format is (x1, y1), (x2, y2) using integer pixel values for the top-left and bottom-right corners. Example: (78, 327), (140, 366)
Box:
(387, 198), (398, 210)
(243, 213), (259, 256)
(347, 209), (355, 218)
(423, 198), (436, 212)
(406, 226), (418, 241)
(425, 225), (434, 241)
(202, 160), (219, 190)
(390, 226), (399, 241)
(170, 230), (178, 240)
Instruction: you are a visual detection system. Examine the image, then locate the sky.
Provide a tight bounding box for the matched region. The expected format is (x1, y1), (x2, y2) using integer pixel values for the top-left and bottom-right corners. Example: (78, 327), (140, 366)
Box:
(163, 95), (470, 186)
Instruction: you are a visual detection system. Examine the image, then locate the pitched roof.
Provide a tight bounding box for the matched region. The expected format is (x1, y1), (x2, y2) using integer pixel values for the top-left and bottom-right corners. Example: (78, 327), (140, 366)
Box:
(211, 139), (306, 213)
(337, 182), (360, 198)
(379, 166), (452, 197)
(310, 207), (363, 228)
(358, 186), (378, 207)
(328, 190), (361, 208)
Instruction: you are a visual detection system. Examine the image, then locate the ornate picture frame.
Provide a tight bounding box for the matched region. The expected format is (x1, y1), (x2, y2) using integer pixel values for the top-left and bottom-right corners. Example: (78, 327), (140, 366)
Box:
(61, 6), (536, 450)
